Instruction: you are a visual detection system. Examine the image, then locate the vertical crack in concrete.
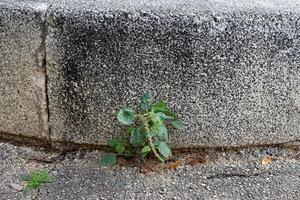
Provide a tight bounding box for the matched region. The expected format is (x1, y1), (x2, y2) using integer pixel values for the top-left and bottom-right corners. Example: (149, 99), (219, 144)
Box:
(38, 4), (53, 148)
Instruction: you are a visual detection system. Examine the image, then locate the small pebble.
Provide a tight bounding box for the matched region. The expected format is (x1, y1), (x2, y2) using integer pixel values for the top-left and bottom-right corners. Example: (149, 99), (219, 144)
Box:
(10, 183), (24, 192)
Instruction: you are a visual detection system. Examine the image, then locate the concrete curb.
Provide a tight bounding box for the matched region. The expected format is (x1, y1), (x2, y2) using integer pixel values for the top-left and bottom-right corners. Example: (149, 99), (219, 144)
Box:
(0, 0), (300, 148)
(0, 1), (51, 141)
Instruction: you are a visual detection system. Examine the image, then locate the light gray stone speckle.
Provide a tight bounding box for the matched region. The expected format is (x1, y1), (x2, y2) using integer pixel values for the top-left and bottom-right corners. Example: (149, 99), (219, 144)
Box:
(0, 1), (52, 139)
(1, 143), (300, 200)
(46, 0), (300, 147)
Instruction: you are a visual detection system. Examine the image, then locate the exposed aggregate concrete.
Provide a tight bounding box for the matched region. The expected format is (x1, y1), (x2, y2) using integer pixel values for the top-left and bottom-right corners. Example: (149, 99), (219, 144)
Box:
(0, 142), (299, 199)
(0, 0), (299, 148)
(46, 0), (300, 147)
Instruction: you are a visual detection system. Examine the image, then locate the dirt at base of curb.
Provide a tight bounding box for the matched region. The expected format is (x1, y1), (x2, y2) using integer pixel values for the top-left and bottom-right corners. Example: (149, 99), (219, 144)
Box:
(1, 132), (299, 173)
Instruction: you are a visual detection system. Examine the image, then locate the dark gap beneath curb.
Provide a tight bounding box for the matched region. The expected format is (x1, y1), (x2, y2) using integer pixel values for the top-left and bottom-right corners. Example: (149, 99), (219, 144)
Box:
(1, 131), (299, 153)
(1, 132), (299, 174)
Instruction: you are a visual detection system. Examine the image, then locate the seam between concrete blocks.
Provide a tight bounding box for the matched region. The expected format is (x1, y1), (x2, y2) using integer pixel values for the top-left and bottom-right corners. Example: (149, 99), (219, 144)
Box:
(40, 4), (53, 148)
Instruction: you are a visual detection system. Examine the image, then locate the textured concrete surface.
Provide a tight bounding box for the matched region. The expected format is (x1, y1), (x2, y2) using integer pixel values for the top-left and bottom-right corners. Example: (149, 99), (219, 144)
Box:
(0, 1), (51, 139)
(0, 0), (299, 148)
(46, 0), (300, 147)
(1, 142), (300, 199)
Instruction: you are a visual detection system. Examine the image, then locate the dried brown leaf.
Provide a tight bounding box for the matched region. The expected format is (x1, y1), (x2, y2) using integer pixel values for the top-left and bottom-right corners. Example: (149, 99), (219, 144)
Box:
(187, 157), (206, 166)
(169, 160), (182, 170)
(261, 156), (272, 165)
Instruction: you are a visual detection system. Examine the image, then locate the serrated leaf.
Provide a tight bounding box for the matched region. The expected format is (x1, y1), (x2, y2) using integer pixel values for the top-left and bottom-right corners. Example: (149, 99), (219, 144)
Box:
(117, 108), (135, 125)
(115, 143), (125, 154)
(152, 101), (177, 119)
(140, 92), (151, 111)
(152, 101), (168, 112)
(171, 119), (184, 130)
(158, 142), (172, 158)
(163, 110), (177, 119)
(157, 125), (168, 141)
(141, 145), (151, 157)
(130, 129), (142, 146)
(156, 112), (169, 121)
(101, 154), (117, 166)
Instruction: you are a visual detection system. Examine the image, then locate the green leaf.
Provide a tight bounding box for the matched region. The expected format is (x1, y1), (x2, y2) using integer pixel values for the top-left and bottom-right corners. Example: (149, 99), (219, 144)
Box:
(157, 125), (168, 141)
(140, 92), (151, 111)
(152, 101), (177, 119)
(127, 127), (134, 134)
(149, 111), (164, 134)
(158, 142), (172, 158)
(101, 154), (117, 166)
(108, 139), (125, 154)
(141, 102), (150, 111)
(117, 108), (135, 125)
(130, 129), (142, 146)
(150, 123), (160, 133)
(156, 112), (169, 121)
(141, 145), (151, 157)
(108, 139), (120, 149)
(163, 110), (177, 119)
(141, 92), (151, 102)
(115, 143), (125, 154)
(150, 111), (163, 125)
(21, 170), (53, 191)
(171, 119), (184, 130)
(152, 101), (168, 112)
(153, 137), (160, 147)
(146, 131), (155, 138)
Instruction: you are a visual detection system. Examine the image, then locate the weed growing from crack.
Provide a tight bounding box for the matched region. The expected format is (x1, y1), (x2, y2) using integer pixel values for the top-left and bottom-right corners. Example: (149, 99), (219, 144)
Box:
(21, 170), (53, 191)
(101, 93), (183, 166)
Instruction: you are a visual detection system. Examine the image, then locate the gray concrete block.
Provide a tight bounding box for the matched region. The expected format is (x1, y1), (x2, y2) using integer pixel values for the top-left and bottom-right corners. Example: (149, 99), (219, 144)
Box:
(47, 0), (300, 147)
(0, 1), (50, 139)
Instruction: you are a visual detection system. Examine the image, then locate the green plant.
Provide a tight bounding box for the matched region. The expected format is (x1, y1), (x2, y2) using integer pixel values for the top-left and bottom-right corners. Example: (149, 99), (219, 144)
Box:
(21, 170), (53, 191)
(101, 93), (183, 166)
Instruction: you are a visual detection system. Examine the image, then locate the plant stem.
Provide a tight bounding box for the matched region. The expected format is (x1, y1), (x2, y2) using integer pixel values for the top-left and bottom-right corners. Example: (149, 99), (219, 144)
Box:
(147, 136), (164, 162)
(140, 115), (165, 162)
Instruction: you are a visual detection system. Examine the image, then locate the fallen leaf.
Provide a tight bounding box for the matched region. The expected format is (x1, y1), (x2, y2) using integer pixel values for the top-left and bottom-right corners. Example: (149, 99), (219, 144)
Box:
(261, 156), (272, 165)
(169, 160), (182, 170)
(187, 157), (206, 166)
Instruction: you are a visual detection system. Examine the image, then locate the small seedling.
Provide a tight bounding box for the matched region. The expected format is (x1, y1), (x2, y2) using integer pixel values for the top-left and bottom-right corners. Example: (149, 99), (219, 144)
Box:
(21, 170), (53, 191)
(101, 93), (183, 166)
